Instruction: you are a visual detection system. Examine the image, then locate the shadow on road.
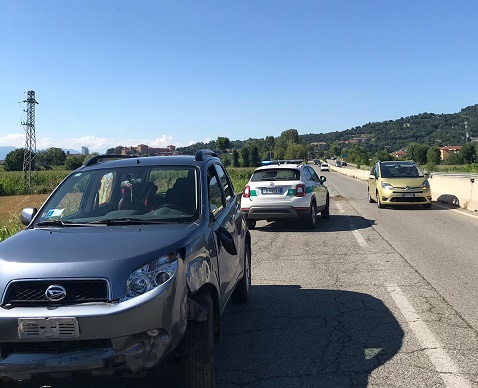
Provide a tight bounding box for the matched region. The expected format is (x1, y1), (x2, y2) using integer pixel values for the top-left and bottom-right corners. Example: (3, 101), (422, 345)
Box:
(254, 214), (375, 233)
(216, 285), (403, 388)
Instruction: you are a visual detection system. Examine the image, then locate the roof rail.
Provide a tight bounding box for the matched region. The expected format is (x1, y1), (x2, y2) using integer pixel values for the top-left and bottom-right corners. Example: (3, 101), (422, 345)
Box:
(195, 149), (218, 162)
(82, 154), (138, 167)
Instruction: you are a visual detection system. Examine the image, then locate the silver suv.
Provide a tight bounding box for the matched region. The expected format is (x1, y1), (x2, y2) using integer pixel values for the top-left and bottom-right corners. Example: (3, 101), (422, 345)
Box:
(0, 150), (251, 387)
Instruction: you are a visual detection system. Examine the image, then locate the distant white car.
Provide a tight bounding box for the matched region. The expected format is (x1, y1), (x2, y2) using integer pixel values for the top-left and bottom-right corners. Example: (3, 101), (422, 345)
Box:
(320, 163), (329, 172)
(241, 162), (329, 229)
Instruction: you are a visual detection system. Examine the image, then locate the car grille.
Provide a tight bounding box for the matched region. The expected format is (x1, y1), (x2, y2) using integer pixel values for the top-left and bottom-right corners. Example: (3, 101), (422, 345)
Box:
(390, 197), (427, 203)
(1, 339), (111, 358)
(2, 279), (109, 307)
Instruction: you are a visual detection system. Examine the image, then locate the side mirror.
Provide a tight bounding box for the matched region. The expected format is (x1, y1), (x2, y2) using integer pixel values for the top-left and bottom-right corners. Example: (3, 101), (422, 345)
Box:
(320, 176), (327, 183)
(20, 207), (37, 226)
(369, 174), (376, 180)
(217, 227), (237, 256)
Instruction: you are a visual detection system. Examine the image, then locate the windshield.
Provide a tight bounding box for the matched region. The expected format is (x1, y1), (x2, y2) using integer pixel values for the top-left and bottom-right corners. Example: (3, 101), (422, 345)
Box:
(35, 166), (200, 225)
(380, 163), (424, 178)
(251, 168), (301, 181)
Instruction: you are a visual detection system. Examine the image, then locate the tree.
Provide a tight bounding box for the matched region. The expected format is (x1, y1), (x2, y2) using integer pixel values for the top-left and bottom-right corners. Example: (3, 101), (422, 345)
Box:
(329, 143), (341, 158)
(232, 149), (240, 167)
(250, 146), (260, 167)
(426, 146), (441, 166)
(372, 150), (393, 164)
(407, 143), (428, 164)
(64, 156), (85, 170)
(264, 136), (275, 160)
(36, 147), (67, 166)
(459, 143), (477, 164)
(285, 143), (307, 160)
(4, 148), (26, 171)
(216, 137), (231, 152)
(241, 146), (251, 167)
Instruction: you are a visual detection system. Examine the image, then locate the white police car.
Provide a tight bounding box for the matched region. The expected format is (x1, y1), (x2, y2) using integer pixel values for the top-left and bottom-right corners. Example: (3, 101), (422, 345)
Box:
(241, 162), (329, 229)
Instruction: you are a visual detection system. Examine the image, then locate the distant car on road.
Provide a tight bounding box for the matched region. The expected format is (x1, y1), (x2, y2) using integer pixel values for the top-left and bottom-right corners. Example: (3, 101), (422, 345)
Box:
(335, 160), (342, 167)
(320, 163), (329, 172)
(368, 160), (432, 209)
(342, 161), (347, 166)
(241, 162), (329, 229)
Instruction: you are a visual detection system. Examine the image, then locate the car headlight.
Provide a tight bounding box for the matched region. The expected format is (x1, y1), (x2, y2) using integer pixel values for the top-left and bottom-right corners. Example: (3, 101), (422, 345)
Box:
(422, 179), (430, 190)
(381, 181), (393, 190)
(121, 251), (178, 301)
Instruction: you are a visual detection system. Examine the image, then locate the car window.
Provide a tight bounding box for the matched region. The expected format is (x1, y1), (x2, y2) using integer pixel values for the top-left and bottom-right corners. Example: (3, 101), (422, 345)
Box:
(208, 165), (224, 215)
(214, 163), (234, 204)
(309, 167), (320, 182)
(381, 163), (424, 178)
(303, 167), (312, 181)
(251, 168), (300, 181)
(37, 166), (199, 224)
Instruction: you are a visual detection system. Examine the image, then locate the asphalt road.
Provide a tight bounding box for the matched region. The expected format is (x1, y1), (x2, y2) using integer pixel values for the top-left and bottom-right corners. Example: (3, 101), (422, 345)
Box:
(214, 168), (478, 387)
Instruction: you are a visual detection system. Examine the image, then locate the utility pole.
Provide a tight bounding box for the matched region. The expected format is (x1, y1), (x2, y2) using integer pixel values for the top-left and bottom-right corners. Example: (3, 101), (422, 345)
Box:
(22, 91), (38, 189)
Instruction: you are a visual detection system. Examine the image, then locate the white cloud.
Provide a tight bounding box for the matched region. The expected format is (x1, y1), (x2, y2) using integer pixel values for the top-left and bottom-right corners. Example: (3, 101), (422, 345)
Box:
(0, 133), (25, 148)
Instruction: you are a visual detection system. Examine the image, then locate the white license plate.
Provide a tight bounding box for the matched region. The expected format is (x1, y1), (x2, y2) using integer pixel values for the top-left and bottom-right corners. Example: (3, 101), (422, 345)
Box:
(402, 193), (415, 197)
(18, 317), (79, 339)
(262, 188), (282, 194)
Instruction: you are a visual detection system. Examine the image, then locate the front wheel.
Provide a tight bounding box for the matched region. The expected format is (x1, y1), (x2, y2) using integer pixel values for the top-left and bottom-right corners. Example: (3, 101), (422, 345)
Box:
(177, 292), (215, 388)
(376, 192), (384, 209)
(368, 190), (375, 203)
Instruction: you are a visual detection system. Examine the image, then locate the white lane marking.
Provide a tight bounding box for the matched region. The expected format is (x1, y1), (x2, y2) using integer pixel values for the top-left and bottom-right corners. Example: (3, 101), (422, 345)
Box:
(386, 284), (472, 388)
(348, 222), (367, 247)
(335, 203), (345, 214)
(432, 202), (478, 220)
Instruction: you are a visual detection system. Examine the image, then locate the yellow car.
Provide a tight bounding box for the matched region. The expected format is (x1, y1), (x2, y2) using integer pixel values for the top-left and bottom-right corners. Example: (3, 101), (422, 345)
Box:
(368, 161), (432, 209)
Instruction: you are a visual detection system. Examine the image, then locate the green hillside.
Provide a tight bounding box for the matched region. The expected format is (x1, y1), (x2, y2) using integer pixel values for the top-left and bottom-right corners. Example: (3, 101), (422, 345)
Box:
(302, 104), (478, 154)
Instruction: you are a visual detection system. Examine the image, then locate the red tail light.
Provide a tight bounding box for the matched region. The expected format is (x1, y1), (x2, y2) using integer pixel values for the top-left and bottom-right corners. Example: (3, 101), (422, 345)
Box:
(295, 184), (306, 197)
(243, 185), (251, 198)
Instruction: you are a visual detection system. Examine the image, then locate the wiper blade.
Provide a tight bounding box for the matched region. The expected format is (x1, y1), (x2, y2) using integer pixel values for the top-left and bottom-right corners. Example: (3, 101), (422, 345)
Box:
(88, 218), (165, 225)
(35, 220), (87, 227)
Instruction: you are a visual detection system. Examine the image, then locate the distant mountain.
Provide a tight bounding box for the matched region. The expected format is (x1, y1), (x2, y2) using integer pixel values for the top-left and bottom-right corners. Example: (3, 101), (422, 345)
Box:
(0, 146), (16, 160)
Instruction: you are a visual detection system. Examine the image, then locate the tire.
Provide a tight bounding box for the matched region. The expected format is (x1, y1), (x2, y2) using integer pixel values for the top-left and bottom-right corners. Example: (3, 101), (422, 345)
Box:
(177, 293), (215, 388)
(304, 202), (317, 229)
(231, 243), (251, 304)
(423, 203), (432, 209)
(245, 218), (256, 230)
(376, 192), (384, 209)
(368, 190), (375, 203)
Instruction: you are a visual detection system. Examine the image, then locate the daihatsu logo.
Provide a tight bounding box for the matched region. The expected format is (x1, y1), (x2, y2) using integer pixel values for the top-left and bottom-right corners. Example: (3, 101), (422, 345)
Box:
(45, 284), (67, 301)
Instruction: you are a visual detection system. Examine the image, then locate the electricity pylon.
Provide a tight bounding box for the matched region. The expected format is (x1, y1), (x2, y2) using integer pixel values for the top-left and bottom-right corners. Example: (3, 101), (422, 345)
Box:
(21, 91), (38, 189)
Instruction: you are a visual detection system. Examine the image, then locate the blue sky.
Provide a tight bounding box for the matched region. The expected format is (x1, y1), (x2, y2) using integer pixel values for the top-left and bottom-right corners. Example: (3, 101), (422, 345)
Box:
(1, 0), (477, 153)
